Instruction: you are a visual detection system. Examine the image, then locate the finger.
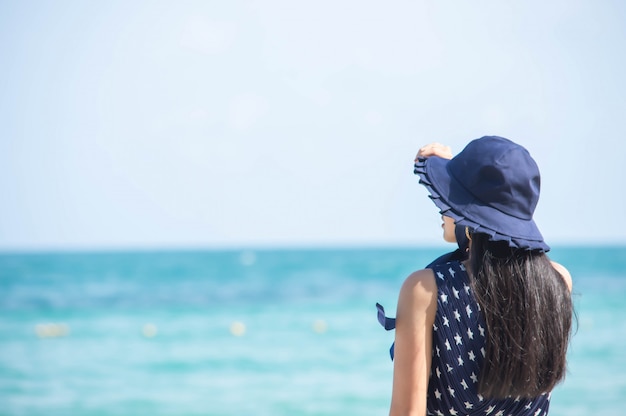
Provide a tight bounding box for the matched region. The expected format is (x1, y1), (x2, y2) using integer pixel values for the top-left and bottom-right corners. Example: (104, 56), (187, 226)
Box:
(416, 143), (442, 158)
(415, 143), (452, 160)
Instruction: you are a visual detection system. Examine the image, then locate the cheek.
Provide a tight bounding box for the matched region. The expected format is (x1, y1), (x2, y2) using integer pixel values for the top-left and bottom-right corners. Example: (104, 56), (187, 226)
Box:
(443, 222), (456, 242)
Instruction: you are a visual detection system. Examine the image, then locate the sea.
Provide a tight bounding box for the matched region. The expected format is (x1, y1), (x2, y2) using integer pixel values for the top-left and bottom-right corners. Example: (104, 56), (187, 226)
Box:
(0, 246), (625, 416)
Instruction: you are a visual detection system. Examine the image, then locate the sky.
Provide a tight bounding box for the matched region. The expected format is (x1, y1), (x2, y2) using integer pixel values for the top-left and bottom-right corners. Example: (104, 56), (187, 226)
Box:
(1, 0), (625, 251)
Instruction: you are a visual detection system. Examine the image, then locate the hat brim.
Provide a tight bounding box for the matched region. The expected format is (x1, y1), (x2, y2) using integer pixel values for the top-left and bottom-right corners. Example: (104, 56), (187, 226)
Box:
(414, 156), (550, 251)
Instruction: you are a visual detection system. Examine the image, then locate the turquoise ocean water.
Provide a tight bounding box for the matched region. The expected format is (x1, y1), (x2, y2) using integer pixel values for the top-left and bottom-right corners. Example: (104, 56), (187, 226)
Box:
(1, 246), (625, 416)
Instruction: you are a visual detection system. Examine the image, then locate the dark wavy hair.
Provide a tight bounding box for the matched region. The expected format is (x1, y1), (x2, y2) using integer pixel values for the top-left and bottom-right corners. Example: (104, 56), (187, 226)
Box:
(468, 232), (573, 399)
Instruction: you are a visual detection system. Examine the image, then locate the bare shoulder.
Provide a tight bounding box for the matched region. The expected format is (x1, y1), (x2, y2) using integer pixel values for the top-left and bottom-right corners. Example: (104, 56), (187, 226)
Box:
(398, 269), (438, 311)
(551, 261), (573, 292)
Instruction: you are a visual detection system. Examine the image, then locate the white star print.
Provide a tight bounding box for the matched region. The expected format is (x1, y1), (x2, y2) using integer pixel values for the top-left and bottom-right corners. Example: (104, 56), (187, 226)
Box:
(460, 379), (468, 389)
(467, 328), (474, 339)
(485, 405), (496, 414)
(453, 309), (461, 321)
(435, 410), (444, 416)
(434, 388), (442, 399)
(478, 324), (485, 337)
(481, 347), (485, 357)
(454, 333), (463, 345)
(436, 346), (440, 357)
(495, 411), (505, 416)
(471, 372), (478, 383)
(446, 363), (454, 373)
(437, 271), (445, 280)
(436, 367), (441, 378)
(464, 401), (473, 409)
(460, 263), (466, 271)
(445, 339), (451, 350)
(443, 316), (450, 327)
(463, 283), (470, 294)
(457, 355), (464, 366)
(447, 386), (455, 397)
(468, 350), (476, 361)
(449, 407), (458, 415)
(453, 287), (460, 299)
(477, 394), (484, 401)
(434, 324), (438, 332)
(466, 304), (473, 317)
(440, 293), (448, 303)
(449, 267), (456, 277)
(534, 409), (542, 416)
(525, 403), (532, 410)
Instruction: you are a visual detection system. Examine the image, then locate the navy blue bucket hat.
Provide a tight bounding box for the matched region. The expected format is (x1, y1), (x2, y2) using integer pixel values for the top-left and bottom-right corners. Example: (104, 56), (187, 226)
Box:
(414, 136), (550, 251)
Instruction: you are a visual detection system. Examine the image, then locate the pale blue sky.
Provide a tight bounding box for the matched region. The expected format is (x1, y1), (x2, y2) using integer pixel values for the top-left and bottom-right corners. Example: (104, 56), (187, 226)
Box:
(1, 0), (625, 250)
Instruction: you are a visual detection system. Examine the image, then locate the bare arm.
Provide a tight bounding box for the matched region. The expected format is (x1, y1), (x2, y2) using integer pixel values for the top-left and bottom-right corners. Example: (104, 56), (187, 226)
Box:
(389, 269), (438, 416)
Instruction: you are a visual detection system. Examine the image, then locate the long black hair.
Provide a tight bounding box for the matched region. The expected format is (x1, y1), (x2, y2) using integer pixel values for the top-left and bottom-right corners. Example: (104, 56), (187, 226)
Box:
(468, 232), (573, 399)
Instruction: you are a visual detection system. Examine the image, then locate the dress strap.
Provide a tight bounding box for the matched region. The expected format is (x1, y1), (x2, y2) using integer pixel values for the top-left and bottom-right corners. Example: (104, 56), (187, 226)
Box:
(375, 302), (396, 360)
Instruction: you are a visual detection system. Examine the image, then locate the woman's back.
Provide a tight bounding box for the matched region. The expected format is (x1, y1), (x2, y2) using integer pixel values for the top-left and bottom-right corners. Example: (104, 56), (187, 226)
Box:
(427, 260), (550, 416)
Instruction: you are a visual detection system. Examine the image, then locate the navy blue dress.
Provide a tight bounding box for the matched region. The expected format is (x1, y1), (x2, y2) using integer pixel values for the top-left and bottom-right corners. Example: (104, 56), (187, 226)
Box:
(377, 260), (551, 416)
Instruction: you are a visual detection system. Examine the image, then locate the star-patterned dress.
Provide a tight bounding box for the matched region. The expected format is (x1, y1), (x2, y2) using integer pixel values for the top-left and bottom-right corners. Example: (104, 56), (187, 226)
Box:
(377, 260), (551, 416)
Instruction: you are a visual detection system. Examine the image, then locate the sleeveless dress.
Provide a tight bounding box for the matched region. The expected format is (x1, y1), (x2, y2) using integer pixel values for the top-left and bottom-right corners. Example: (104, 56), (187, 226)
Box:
(377, 260), (551, 416)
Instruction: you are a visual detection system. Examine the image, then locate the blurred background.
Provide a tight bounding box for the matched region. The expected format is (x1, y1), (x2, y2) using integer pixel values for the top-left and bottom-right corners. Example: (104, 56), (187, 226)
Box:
(1, 1), (625, 415)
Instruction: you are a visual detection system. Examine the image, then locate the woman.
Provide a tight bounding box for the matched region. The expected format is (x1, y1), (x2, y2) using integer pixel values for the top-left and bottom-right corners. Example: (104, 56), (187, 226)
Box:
(383, 137), (573, 416)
